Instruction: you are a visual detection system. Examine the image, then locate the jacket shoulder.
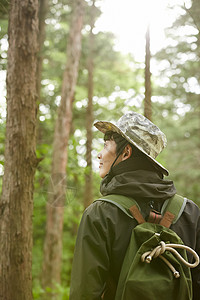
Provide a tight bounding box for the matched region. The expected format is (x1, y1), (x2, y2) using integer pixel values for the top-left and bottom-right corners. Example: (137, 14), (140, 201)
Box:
(184, 198), (200, 217)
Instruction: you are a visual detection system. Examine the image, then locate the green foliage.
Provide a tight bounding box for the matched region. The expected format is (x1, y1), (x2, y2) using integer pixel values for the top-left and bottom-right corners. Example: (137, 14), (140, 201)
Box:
(79, 32), (140, 98)
(0, 19), (8, 71)
(33, 282), (70, 300)
(0, 0), (9, 19)
(153, 0), (200, 206)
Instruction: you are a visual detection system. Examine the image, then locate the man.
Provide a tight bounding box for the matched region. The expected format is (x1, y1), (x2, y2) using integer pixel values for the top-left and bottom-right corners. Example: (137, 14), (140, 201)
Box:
(69, 111), (200, 299)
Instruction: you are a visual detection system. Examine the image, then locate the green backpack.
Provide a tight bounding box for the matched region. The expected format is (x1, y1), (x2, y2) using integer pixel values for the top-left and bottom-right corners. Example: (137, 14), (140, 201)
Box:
(100, 194), (199, 300)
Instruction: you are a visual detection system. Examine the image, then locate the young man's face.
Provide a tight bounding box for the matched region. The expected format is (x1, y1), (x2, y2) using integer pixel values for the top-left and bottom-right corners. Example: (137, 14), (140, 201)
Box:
(98, 139), (119, 178)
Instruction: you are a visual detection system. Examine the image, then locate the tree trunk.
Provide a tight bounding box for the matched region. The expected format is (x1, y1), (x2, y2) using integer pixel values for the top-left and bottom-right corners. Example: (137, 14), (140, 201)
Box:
(41, 0), (84, 296)
(0, 0), (39, 299)
(144, 24), (152, 121)
(84, 0), (95, 209)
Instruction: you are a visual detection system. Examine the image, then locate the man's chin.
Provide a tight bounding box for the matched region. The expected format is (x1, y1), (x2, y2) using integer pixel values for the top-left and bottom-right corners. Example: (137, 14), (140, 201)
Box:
(99, 170), (106, 179)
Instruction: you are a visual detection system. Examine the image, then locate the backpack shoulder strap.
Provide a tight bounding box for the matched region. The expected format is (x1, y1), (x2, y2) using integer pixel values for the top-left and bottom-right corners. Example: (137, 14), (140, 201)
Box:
(98, 194), (187, 228)
(99, 194), (136, 218)
(160, 194), (187, 228)
(98, 194), (145, 223)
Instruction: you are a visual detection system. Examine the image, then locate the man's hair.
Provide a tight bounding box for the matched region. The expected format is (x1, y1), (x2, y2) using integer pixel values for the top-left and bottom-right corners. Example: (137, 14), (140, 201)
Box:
(104, 131), (145, 158)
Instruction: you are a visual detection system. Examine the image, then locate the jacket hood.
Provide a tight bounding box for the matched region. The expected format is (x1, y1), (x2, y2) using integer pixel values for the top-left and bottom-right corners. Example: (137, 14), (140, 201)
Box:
(100, 157), (176, 204)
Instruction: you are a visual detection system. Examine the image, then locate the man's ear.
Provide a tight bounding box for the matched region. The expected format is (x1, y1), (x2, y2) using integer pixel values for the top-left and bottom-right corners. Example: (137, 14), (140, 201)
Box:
(122, 144), (132, 161)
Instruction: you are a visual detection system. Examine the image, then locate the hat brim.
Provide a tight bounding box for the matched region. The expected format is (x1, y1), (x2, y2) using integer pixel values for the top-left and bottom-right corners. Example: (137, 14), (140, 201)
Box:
(94, 120), (169, 176)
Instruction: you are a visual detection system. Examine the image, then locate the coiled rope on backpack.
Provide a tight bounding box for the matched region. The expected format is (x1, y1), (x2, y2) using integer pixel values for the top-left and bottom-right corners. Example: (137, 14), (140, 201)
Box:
(141, 241), (200, 278)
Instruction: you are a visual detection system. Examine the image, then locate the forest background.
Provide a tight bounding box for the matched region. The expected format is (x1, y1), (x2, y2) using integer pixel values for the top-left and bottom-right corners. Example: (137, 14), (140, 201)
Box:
(0, 0), (199, 299)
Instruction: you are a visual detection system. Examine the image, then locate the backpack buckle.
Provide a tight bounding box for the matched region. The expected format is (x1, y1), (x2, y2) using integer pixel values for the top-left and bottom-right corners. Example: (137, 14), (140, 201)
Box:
(147, 210), (162, 224)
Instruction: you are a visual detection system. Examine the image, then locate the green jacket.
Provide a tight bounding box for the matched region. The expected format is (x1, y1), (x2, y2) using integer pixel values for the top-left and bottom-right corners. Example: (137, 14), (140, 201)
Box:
(70, 162), (200, 299)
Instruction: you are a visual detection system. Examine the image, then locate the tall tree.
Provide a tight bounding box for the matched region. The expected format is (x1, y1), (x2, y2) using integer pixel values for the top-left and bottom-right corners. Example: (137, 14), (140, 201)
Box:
(41, 0), (85, 295)
(0, 0), (39, 299)
(144, 24), (152, 121)
(84, 0), (96, 208)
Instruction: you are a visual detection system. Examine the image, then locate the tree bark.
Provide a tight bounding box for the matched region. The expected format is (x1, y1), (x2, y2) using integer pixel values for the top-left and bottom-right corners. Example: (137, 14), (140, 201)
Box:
(84, 0), (95, 209)
(41, 0), (84, 296)
(144, 24), (152, 121)
(0, 0), (39, 299)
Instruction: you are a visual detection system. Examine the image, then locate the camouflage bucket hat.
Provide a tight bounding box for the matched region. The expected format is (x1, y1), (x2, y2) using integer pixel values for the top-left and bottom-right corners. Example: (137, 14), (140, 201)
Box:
(94, 111), (169, 176)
